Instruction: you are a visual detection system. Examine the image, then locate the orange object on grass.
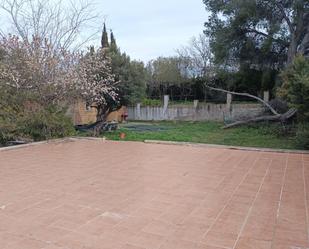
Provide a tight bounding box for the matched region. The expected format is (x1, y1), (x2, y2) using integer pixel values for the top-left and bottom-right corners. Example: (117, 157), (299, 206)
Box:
(119, 132), (126, 139)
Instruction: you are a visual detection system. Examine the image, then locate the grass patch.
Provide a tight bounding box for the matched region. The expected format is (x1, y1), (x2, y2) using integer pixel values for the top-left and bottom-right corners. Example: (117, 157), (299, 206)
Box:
(103, 121), (299, 150)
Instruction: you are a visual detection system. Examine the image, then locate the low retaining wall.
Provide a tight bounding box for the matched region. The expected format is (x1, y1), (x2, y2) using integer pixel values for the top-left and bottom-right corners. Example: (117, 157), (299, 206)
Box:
(128, 103), (264, 122)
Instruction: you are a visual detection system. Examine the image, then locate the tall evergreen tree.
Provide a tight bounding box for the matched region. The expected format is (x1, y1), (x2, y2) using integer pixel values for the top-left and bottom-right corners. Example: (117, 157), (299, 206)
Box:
(110, 30), (117, 51)
(101, 23), (109, 48)
(104, 30), (147, 105)
(203, 0), (309, 67)
(202, 0), (309, 93)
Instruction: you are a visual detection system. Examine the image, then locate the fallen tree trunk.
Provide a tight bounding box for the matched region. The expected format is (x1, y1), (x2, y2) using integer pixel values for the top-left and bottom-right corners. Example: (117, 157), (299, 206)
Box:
(204, 85), (297, 128)
(223, 108), (297, 129)
(205, 85), (279, 115)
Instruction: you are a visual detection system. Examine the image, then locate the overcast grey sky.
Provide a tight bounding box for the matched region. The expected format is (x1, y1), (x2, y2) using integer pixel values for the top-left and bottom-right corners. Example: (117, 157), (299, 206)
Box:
(0, 0), (208, 62)
(98, 0), (208, 62)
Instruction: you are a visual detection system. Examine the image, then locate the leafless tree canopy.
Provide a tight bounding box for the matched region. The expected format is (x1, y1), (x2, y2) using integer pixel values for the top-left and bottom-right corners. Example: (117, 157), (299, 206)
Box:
(0, 0), (100, 52)
(177, 34), (213, 78)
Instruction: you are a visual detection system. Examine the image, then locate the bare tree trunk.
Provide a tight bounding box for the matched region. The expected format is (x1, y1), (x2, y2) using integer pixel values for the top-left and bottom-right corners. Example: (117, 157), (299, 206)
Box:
(299, 31), (309, 58)
(287, 36), (298, 65)
(93, 105), (110, 136)
(204, 85), (207, 102)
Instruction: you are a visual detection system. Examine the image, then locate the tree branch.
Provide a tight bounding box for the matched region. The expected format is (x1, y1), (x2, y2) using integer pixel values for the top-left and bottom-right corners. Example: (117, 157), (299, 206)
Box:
(246, 28), (289, 47)
(204, 85), (280, 116)
(275, 2), (294, 33)
(0, 0), (100, 52)
(223, 108), (297, 129)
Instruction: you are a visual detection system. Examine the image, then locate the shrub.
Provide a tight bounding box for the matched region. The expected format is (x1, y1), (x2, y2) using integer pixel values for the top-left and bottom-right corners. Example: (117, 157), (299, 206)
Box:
(142, 98), (162, 107)
(0, 90), (23, 145)
(0, 98), (75, 145)
(295, 123), (309, 150)
(18, 106), (75, 141)
(0, 122), (17, 145)
(279, 55), (309, 121)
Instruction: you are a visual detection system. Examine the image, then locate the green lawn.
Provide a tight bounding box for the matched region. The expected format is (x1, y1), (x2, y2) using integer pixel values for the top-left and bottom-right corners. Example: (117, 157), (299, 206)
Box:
(103, 121), (298, 150)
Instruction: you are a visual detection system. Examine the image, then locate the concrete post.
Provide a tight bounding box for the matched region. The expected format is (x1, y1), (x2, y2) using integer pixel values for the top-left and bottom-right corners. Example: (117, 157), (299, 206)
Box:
(163, 95), (169, 110)
(263, 91), (270, 103)
(226, 93), (232, 111)
(193, 100), (199, 109)
(163, 95), (169, 118)
(136, 103), (141, 120)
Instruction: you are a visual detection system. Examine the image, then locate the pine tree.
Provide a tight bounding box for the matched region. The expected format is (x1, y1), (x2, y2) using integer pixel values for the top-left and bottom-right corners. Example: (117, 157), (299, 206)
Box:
(101, 23), (109, 48)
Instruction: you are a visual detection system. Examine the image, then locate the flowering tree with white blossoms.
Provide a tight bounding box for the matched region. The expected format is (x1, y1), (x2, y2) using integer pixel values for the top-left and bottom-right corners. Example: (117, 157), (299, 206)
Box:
(0, 35), (119, 131)
(0, 0), (120, 140)
(0, 35), (78, 104)
(77, 47), (118, 133)
(0, 34), (80, 143)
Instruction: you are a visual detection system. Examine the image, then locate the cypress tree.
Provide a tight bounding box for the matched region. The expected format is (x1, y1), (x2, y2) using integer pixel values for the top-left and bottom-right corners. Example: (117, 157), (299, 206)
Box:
(110, 30), (117, 49)
(101, 23), (109, 48)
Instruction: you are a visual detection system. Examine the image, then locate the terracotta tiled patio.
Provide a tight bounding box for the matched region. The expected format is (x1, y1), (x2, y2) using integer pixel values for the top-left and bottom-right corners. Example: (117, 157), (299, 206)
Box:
(0, 139), (309, 249)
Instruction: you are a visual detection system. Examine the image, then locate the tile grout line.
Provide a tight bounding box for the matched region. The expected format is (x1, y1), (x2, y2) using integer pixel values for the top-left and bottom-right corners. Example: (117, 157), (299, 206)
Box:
(157, 151), (247, 249)
(212, 152), (246, 192)
(232, 158), (273, 249)
(180, 152), (245, 224)
(196, 154), (261, 246)
(154, 153), (237, 249)
(302, 154), (309, 244)
(269, 154), (289, 249)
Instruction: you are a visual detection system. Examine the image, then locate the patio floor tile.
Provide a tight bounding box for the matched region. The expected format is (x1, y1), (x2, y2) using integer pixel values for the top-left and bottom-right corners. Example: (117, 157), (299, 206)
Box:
(0, 140), (308, 249)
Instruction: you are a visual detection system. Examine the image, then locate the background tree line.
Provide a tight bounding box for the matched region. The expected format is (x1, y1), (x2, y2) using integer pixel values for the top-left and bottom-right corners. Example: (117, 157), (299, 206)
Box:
(145, 1), (308, 113)
(0, 0), (308, 147)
